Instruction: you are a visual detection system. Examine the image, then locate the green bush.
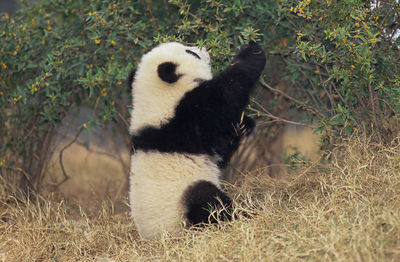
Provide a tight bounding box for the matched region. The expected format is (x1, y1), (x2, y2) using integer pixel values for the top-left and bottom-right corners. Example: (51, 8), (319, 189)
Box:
(0, 0), (165, 192)
(1, 0), (399, 192)
(283, 0), (400, 140)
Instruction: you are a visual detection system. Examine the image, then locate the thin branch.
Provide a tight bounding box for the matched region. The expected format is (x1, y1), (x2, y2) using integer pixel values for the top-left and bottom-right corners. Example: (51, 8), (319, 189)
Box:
(251, 100), (318, 129)
(9, 167), (31, 181)
(256, 120), (280, 126)
(145, 1), (159, 30)
(57, 128), (83, 188)
(116, 111), (130, 128)
(368, 82), (382, 143)
(75, 141), (124, 161)
(259, 81), (325, 119)
(311, 69), (337, 112)
(318, 64), (344, 105)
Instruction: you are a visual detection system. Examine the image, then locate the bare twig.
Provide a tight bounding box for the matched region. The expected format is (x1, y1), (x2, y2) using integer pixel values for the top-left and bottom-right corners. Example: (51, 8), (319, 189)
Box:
(322, 79), (337, 112)
(251, 100), (318, 129)
(259, 81), (325, 119)
(297, 68), (335, 115)
(116, 111), (130, 128)
(57, 128), (83, 188)
(368, 83), (382, 143)
(145, 1), (159, 30)
(255, 120), (280, 126)
(320, 66), (344, 105)
(9, 167), (31, 181)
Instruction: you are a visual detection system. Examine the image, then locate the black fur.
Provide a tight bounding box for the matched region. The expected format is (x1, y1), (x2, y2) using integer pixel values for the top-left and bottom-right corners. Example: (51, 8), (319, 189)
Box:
(157, 62), (182, 83)
(241, 114), (256, 137)
(127, 69), (136, 91)
(131, 42), (266, 167)
(185, 49), (201, 60)
(183, 180), (232, 225)
(216, 115), (256, 168)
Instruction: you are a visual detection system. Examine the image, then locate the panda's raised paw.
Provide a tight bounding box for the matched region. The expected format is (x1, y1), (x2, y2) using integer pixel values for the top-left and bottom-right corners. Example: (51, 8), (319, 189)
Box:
(232, 42), (266, 81)
(237, 41), (265, 60)
(248, 41), (264, 54)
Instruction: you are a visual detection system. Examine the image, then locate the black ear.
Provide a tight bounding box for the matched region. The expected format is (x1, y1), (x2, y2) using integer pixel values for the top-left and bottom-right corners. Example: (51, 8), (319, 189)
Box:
(157, 62), (181, 83)
(127, 69), (136, 91)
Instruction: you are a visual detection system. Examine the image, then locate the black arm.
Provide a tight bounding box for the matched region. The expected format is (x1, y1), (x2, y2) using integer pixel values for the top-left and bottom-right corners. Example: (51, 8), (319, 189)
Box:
(131, 42), (265, 166)
(176, 41), (265, 124)
(208, 41), (266, 111)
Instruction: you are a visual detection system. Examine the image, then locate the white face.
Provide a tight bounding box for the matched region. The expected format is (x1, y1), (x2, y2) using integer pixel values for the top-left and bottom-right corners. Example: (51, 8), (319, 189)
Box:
(129, 42), (212, 135)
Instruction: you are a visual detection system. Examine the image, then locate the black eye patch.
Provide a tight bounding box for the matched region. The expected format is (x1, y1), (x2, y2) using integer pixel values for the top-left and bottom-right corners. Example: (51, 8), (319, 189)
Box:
(185, 50), (201, 60)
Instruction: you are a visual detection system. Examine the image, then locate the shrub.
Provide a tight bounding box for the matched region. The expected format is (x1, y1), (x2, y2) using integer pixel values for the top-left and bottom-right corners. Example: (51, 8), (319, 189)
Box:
(0, 0), (163, 193)
(282, 0), (400, 140)
(0, 0), (399, 192)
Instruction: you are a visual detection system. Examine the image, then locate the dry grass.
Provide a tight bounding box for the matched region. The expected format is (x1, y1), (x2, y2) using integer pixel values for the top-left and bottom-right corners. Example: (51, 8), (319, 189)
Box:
(44, 143), (129, 214)
(1, 136), (399, 261)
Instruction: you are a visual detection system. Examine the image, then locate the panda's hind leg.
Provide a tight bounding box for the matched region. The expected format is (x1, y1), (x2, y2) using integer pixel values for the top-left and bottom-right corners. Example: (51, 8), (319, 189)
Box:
(182, 180), (232, 225)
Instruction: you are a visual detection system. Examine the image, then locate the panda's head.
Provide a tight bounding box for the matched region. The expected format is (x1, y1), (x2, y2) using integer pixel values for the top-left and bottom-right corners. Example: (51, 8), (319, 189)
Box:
(132, 42), (212, 88)
(129, 42), (212, 134)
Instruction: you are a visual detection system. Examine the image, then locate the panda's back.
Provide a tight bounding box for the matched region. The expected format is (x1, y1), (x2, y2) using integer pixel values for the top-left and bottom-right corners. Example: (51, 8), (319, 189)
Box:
(129, 150), (221, 238)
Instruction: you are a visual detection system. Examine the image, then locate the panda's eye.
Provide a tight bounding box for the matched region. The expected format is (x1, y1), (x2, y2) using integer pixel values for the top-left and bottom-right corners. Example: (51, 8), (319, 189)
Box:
(185, 50), (201, 60)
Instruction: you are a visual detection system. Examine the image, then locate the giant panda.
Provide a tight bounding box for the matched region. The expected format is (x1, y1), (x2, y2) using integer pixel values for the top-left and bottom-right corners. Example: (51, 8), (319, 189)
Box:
(128, 41), (266, 238)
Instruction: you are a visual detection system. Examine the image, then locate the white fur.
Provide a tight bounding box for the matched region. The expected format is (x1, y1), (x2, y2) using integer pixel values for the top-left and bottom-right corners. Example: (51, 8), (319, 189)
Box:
(129, 42), (212, 135)
(129, 151), (221, 238)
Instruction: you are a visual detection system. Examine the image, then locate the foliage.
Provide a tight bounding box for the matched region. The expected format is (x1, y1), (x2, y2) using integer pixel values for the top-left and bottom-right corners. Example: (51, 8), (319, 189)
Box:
(0, 0), (171, 192)
(0, 0), (399, 191)
(283, 0), (400, 139)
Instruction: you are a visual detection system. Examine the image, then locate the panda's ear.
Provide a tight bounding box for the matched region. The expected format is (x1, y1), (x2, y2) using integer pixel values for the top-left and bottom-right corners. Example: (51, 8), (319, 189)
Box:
(127, 69), (136, 91)
(157, 62), (182, 83)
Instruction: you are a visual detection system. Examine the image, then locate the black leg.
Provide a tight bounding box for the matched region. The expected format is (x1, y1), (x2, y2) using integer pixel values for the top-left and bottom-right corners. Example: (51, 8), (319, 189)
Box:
(182, 180), (232, 225)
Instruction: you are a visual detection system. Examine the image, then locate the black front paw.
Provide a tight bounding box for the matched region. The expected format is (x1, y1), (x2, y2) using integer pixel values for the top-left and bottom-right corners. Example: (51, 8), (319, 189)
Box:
(232, 42), (266, 80)
(239, 114), (256, 137)
(237, 41), (265, 60)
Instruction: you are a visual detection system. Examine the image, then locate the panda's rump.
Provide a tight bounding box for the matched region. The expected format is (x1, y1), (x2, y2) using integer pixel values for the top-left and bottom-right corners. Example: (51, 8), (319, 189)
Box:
(129, 151), (221, 238)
